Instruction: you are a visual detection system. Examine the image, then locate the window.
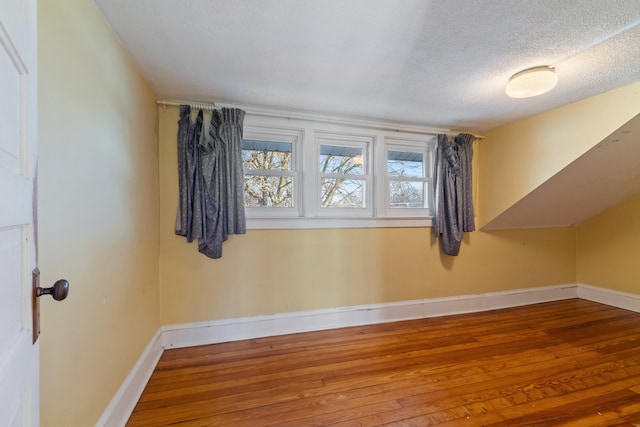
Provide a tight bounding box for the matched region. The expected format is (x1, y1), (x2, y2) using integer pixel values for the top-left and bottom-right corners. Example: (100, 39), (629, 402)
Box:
(243, 140), (293, 207)
(388, 151), (425, 208)
(316, 133), (373, 217)
(242, 126), (302, 218)
(240, 112), (437, 228)
(384, 139), (432, 217)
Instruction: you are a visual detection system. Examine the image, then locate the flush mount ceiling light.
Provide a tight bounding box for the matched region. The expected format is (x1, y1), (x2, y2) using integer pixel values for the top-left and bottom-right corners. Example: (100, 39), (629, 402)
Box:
(506, 66), (558, 98)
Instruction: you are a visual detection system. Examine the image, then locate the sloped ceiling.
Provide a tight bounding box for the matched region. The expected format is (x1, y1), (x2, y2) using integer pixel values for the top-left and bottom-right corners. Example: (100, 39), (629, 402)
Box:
(94, 0), (640, 132)
(483, 113), (640, 229)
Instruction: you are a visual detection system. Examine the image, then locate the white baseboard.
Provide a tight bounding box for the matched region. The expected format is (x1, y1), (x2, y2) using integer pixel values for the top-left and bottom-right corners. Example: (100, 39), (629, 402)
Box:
(99, 282), (640, 426)
(161, 283), (578, 349)
(95, 329), (164, 427)
(577, 283), (640, 313)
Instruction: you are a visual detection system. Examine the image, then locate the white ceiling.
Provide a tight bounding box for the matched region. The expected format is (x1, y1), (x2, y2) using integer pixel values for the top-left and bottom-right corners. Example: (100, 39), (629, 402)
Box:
(94, 0), (640, 132)
(94, 1), (640, 229)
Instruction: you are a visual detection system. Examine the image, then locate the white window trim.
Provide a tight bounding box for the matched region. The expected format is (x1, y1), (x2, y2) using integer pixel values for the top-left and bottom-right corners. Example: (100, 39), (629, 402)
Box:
(237, 107), (448, 230)
(381, 139), (434, 218)
(247, 217), (433, 230)
(243, 124), (304, 218)
(314, 131), (374, 218)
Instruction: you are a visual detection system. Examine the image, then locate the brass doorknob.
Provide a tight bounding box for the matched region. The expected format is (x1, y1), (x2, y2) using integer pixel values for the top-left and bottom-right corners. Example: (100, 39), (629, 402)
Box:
(36, 279), (69, 301)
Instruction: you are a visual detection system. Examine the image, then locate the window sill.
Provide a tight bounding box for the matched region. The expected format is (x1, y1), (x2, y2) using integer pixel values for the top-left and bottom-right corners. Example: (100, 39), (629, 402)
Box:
(246, 217), (433, 230)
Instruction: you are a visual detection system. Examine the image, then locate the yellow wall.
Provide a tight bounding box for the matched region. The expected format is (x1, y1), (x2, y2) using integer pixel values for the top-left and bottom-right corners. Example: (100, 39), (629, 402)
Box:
(159, 106), (576, 324)
(38, 0), (160, 425)
(478, 82), (640, 228)
(577, 193), (640, 294)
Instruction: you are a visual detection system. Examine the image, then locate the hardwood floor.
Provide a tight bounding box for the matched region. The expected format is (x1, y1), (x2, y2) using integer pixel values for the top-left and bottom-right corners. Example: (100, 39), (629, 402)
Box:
(127, 299), (640, 426)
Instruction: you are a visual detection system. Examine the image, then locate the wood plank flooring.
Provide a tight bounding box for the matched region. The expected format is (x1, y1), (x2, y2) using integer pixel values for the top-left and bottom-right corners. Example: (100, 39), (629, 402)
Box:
(127, 299), (640, 426)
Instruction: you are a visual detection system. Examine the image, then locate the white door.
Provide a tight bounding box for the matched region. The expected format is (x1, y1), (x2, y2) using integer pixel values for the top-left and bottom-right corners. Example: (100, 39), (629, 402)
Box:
(0, 0), (39, 425)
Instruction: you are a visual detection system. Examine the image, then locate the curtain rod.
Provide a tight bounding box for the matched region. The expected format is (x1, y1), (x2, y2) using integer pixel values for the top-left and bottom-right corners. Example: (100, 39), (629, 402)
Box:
(156, 99), (216, 111)
(451, 131), (485, 140)
(156, 99), (485, 139)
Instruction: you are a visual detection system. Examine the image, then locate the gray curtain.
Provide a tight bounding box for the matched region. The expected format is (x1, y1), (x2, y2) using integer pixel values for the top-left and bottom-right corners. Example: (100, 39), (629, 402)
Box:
(175, 106), (204, 243)
(433, 133), (475, 256)
(176, 105), (247, 258)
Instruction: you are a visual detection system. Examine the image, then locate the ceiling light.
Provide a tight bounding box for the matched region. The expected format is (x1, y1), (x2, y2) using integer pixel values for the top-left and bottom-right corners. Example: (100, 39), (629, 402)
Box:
(506, 66), (558, 98)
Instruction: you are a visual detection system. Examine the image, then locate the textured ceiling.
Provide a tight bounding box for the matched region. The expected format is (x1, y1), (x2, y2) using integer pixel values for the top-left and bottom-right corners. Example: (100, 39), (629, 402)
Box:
(94, 1), (640, 229)
(94, 0), (640, 131)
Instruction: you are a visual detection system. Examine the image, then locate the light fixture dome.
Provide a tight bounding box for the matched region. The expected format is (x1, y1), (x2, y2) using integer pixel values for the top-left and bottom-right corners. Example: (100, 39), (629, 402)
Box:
(506, 66), (558, 98)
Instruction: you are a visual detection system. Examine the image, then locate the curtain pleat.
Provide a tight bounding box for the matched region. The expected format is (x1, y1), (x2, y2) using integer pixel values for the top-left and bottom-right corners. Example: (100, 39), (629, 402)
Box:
(433, 133), (475, 256)
(176, 106), (246, 259)
(175, 105), (205, 243)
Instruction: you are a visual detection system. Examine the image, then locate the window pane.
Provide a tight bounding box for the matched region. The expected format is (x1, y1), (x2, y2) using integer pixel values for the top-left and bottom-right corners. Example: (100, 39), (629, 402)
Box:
(244, 175), (293, 207)
(321, 178), (364, 208)
(389, 181), (425, 208)
(243, 140), (292, 171)
(387, 151), (423, 177)
(319, 145), (363, 175)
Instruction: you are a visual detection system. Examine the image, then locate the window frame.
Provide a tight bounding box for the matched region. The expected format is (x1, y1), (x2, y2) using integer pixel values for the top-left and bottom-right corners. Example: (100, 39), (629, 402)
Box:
(313, 132), (374, 218)
(242, 125), (304, 219)
(380, 138), (434, 218)
(236, 108), (443, 229)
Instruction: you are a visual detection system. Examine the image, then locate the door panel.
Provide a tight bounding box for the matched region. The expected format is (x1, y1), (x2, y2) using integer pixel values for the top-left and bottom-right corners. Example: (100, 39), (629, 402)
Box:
(0, 229), (22, 351)
(0, 40), (20, 158)
(0, 0), (38, 424)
